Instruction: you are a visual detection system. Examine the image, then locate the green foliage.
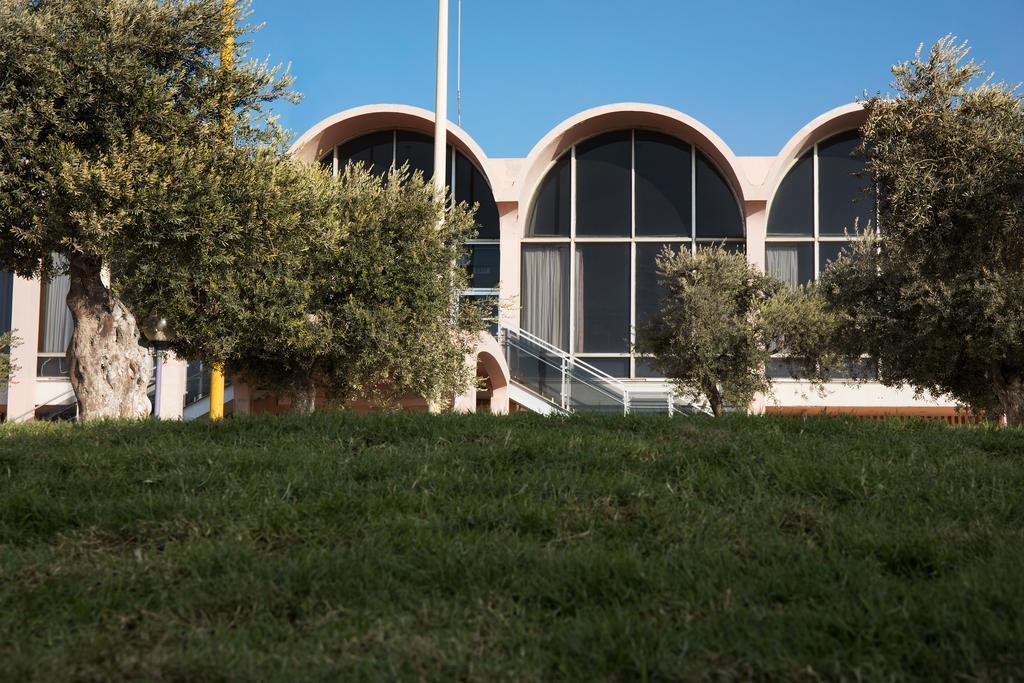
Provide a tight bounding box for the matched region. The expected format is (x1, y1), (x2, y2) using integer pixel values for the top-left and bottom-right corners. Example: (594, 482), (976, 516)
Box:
(0, 0), (294, 278)
(114, 146), (342, 362)
(1, 413), (1023, 680)
(820, 37), (1024, 424)
(277, 165), (482, 407)
(638, 248), (836, 415)
(0, 331), (16, 386)
(119, 160), (483, 409)
(0, 0), (480, 410)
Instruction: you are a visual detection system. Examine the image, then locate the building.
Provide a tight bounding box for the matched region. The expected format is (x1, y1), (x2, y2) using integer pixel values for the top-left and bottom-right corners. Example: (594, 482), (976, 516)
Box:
(0, 102), (959, 421)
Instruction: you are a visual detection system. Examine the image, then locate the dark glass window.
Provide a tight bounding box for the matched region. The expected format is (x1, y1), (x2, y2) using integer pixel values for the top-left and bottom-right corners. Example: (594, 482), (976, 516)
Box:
(526, 154), (571, 236)
(464, 244), (500, 289)
(575, 131), (631, 237)
(0, 271), (12, 335)
(395, 130), (434, 180)
(635, 131), (691, 237)
(456, 152), (500, 239)
(634, 359), (663, 379)
(818, 131), (873, 236)
(186, 361), (212, 406)
(338, 131), (394, 178)
(36, 356), (71, 378)
(581, 357), (630, 378)
(575, 243), (630, 352)
(766, 358), (807, 380)
(829, 358), (879, 381)
(635, 242), (685, 326)
(766, 242), (814, 287)
(818, 241), (854, 274)
(695, 153), (744, 238)
(767, 151), (814, 236)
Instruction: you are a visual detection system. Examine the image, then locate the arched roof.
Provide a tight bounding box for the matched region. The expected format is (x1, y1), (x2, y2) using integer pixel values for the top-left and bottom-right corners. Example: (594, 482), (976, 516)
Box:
(761, 102), (868, 202)
(288, 102), (872, 211)
(518, 103), (749, 210)
(288, 104), (492, 181)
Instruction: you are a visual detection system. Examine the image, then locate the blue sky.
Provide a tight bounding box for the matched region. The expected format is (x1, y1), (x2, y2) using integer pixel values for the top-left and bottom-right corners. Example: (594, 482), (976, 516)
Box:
(247, 0), (1024, 158)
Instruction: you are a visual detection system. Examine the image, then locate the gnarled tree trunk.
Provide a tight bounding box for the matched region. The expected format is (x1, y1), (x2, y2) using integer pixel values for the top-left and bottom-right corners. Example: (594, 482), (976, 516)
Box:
(288, 370), (317, 415)
(703, 381), (725, 417)
(66, 255), (151, 420)
(993, 369), (1024, 428)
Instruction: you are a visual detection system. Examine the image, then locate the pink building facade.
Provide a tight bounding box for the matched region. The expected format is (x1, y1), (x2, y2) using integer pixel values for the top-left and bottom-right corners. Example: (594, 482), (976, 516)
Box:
(1, 102), (957, 420)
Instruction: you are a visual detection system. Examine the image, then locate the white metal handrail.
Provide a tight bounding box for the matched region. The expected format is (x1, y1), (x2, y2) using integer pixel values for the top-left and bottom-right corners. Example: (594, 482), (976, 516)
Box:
(503, 326), (631, 393)
(505, 337), (627, 407)
(501, 326), (634, 414)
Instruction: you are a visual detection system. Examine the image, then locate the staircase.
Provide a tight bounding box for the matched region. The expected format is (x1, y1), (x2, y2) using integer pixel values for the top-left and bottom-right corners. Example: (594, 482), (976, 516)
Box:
(500, 327), (694, 416)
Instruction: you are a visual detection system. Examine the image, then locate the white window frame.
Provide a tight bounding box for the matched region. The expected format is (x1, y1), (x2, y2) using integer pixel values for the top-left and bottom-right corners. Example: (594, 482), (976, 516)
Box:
(523, 129), (746, 380)
(765, 137), (862, 286)
(764, 131), (873, 383)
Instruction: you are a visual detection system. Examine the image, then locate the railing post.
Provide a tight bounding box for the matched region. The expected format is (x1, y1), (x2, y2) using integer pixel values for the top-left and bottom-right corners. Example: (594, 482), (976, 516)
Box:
(560, 356), (569, 410)
(623, 389), (630, 416)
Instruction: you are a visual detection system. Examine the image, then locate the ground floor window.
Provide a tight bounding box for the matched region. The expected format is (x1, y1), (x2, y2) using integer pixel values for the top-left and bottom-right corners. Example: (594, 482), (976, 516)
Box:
(521, 240), (745, 379)
(38, 265), (74, 378)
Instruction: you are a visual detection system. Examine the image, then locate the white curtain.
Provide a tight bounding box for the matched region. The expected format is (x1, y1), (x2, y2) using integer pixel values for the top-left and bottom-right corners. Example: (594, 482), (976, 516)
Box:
(767, 245), (800, 288)
(522, 246), (568, 349)
(40, 271), (74, 354)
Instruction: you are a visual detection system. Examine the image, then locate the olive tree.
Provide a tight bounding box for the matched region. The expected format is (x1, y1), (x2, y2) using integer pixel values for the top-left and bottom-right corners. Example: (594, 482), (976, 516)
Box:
(0, 0), (292, 419)
(120, 161), (484, 413)
(637, 248), (837, 416)
(820, 37), (1024, 425)
(236, 165), (485, 412)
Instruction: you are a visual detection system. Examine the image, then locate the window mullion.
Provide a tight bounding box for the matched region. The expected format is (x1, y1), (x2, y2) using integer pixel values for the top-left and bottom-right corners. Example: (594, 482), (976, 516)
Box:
(630, 130), (637, 377)
(569, 145), (577, 355)
(691, 145), (697, 254)
(813, 142), (820, 279)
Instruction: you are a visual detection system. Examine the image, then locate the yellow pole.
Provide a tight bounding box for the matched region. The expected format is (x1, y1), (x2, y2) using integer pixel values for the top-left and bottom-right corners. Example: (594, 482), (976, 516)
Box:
(210, 0), (234, 422)
(209, 362), (225, 421)
(220, 0), (234, 138)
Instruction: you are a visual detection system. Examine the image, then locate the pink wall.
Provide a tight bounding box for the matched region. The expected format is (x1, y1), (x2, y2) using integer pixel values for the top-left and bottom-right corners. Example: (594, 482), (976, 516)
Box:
(7, 275), (41, 423)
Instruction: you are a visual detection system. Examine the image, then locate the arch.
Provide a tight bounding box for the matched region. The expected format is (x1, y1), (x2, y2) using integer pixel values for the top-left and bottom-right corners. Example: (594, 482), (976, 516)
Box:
(289, 104), (492, 184)
(518, 116), (747, 373)
(762, 103), (868, 203)
(519, 103), (749, 213)
(454, 334), (510, 414)
(292, 105), (503, 287)
(475, 351), (509, 414)
(763, 104), (873, 288)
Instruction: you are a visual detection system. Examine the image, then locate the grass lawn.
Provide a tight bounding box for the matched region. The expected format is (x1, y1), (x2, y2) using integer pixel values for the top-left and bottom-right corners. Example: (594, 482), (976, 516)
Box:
(1, 413), (1023, 681)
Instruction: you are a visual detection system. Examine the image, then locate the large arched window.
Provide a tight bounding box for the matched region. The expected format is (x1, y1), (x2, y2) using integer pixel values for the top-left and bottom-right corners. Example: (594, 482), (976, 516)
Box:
(321, 131), (501, 302)
(521, 130), (744, 378)
(765, 130), (874, 287)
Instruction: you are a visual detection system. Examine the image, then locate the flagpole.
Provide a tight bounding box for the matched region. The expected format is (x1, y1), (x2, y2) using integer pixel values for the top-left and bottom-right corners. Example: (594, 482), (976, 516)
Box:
(433, 0), (448, 199)
(457, 0), (462, 128)
(210, 0), (235, 422)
